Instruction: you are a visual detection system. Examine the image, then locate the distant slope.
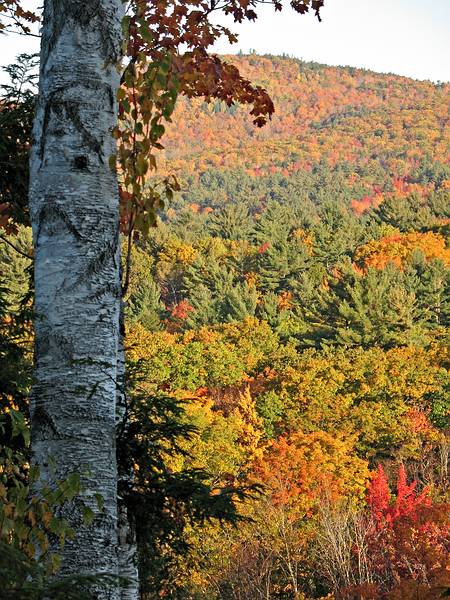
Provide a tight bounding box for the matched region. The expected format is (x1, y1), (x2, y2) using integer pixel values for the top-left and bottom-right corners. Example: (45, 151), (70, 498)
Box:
(162, 54), (450, 211)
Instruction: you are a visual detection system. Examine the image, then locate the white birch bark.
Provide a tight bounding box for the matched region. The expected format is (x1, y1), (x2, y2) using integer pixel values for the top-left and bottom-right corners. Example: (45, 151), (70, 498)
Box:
(29, 0), (124, 594)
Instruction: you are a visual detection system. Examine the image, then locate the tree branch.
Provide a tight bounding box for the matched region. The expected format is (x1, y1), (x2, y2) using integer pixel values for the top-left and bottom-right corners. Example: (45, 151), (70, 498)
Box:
(0, 234), (33, 259)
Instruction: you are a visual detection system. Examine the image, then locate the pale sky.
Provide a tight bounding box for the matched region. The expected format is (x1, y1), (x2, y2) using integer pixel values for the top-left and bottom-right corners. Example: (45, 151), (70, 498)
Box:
(212, 0), (450, 82)
(1, 0), (449, 83)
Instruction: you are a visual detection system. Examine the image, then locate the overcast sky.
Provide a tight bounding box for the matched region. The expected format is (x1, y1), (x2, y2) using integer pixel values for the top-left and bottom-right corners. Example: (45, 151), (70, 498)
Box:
(1, 0), (449, 83)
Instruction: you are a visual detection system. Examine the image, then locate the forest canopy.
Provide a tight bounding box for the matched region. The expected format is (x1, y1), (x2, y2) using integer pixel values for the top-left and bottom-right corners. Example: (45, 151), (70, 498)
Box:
(1, 47), (449, 600)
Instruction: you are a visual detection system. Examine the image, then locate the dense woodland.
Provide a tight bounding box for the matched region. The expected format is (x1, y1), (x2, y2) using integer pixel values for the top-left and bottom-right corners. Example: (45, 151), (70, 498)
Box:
(1, 54), (450, 598)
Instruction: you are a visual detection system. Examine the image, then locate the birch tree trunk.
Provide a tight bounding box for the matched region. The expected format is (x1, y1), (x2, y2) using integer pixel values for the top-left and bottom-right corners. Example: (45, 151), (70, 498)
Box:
(29, 0), (124, 593)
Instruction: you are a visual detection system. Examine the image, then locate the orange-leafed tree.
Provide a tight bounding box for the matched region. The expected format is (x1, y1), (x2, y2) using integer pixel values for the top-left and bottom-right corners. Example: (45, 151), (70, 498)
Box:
(354, 231), (450, 272)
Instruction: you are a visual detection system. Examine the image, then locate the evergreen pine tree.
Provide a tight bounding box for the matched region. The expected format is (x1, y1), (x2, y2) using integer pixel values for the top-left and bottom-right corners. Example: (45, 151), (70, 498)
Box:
(208, 203), (253, 241)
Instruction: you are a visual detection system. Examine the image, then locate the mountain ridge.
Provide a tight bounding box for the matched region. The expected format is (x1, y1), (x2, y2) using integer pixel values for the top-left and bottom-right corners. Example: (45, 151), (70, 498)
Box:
(162, 54), (449, 200)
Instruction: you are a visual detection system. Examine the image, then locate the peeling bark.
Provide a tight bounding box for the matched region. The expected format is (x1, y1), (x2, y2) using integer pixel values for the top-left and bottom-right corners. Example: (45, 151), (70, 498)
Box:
(29, 0), (124, 595)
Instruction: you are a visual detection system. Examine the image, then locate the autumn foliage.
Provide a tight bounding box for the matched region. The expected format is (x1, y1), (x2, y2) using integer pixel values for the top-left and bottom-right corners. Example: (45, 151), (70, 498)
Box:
(355, 231), (450, 271)
(346, 465), (450, 600)
(1, 40), (450, 599)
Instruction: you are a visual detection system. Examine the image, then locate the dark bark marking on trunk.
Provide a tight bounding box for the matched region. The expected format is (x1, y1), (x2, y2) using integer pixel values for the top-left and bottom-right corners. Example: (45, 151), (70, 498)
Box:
(88, 282), (122, 302)
(35, 198), (85, 244)
(38, 79), (115, 165)
(66, 232), (119, 293)
(63, 101), (104, 162)
(74, 155), (89, 170)
(35, 329), (75, 364)
(31, 406), (60, 441)
(39, 98), (103, 164)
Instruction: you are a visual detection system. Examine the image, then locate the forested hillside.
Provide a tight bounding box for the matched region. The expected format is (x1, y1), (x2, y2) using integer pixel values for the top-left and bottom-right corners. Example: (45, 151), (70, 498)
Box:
(164, 54), (449, 178)
(122, 56), (450, 598)
(2, 54), (449, 599)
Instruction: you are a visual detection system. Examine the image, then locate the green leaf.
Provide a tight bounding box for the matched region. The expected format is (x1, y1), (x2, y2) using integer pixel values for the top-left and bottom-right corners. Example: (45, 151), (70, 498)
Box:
(139, 23), (153, 44)
(81, 506), (94, 526)
(151, 124), (165, 141)
(9, 410), (30, 445)
(108, 154), (117, 172)
(121, 15), (132, 39)
(94, 493), (104, 511)
(136, 155), (148, 176)
(121, 98), (131, 114)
